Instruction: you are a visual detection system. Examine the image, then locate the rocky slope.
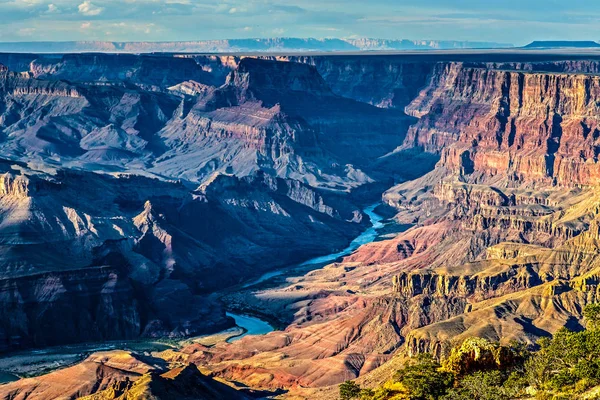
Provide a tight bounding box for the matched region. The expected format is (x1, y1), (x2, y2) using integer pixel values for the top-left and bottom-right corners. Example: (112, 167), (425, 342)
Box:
(0, 351), (158, 400)
(0, 57), (416, 189)
(404, 62), (600, 186)
(79, 363), (250, 400)
(154, 57), (412, 188)
(0, 350), (251, 400)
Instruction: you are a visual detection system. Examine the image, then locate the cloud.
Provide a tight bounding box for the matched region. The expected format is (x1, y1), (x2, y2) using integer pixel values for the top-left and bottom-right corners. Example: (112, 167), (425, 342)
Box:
(18, 27), (36, 36)
(15, 0), (42, 6)
(78, 1), (103, 16)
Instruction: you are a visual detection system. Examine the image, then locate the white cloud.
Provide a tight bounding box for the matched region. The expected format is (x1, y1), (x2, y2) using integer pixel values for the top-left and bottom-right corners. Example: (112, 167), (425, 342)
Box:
(80, 21), (92, 29)
(78, 1), (103, 16)
(18, 27), (36, 36)
(16, 0), (42, 6)
(46, 3), (58, 13)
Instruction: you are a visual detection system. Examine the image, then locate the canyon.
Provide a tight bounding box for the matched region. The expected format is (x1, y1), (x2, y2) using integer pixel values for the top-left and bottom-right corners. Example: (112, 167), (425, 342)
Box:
(1, 49), (600, 398)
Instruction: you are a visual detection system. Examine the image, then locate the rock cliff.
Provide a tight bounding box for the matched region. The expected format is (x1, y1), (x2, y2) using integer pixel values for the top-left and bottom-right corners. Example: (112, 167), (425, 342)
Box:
(404, 62), (600, 186)
(165, 54), (600, 392)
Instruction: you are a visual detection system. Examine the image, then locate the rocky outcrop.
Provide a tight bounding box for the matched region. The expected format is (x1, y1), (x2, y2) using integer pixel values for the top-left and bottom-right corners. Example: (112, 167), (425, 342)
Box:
(0, 56), (417, 189)
(0, 351), (154, 400)
(0, 69), (82, 97)
(79, 364), (251, 400)
(270, 56), (435, 109)
(391, 265), (540, 300)
(0, 351), (251, 400)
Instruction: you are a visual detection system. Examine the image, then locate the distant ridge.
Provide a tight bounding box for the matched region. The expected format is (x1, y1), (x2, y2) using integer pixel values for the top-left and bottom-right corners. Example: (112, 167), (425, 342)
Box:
(0, 38), (513, 54)
(524, 40), (600, 49)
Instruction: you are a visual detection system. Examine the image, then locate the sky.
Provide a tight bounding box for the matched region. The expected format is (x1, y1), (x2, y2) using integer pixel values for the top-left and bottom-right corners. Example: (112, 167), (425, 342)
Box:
(0, 0), (599, 46)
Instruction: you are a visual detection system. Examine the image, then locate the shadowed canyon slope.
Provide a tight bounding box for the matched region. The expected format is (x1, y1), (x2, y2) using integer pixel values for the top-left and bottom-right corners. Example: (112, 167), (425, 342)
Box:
(0, 161), (366, 351)
(3, 51), (600, 399)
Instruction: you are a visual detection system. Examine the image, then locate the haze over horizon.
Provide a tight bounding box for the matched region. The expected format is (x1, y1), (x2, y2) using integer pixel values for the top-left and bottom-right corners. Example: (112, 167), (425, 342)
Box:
(0, 0), (599, 46)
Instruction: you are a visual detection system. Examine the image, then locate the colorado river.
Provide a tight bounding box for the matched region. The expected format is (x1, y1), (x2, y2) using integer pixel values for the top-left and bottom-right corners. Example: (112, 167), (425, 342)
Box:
(242, 203), (384, 288)
(0, 371), (19, 385)
(229, 204), (385, 340)
(225, 312), (274, 343)
(300, 203), (384, 266)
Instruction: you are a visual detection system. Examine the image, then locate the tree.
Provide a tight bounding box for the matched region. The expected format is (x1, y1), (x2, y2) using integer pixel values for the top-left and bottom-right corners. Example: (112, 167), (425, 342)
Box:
(442, 370), (526, 400)
(526, 325), (600, 396)
(584, 303), (600, 330)
(340, 380), (361, 400)
(394, 354), (454, 400)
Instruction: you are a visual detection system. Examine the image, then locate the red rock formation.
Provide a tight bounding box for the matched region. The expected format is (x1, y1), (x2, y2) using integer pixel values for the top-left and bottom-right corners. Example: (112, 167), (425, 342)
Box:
(5, 51), (600, 395)
(404, 62), (600, 186)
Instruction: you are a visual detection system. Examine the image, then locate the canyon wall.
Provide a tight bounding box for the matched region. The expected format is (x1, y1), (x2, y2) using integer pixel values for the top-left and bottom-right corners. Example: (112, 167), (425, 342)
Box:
(404, 62), (600, 186)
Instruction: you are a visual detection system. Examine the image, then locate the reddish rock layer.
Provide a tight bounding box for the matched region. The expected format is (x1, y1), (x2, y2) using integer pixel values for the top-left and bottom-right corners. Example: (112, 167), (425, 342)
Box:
(404, 62), (600, 186)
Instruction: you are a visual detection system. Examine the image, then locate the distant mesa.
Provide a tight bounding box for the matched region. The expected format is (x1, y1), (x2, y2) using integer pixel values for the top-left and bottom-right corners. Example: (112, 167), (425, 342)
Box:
(523, 40), (600, 49)
(0, 38), (513, 54)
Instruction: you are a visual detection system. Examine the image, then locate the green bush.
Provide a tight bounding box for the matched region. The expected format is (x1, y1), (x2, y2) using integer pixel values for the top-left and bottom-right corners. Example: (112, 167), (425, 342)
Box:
(442, 370), (527, 400)
(393, 354), (454, 400)
(340, 380), (362, 400)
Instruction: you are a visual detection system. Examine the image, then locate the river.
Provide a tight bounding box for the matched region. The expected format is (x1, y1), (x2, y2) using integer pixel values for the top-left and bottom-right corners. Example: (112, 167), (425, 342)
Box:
(241, 203), (384, 288)
(228, 203), (385, 341)
(0, 371), (19, 385)
(225, 312), (275, 343)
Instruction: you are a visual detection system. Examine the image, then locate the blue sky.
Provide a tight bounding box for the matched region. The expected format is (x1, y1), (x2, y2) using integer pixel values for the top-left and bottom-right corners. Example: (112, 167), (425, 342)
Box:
(0, 0), (598, 45)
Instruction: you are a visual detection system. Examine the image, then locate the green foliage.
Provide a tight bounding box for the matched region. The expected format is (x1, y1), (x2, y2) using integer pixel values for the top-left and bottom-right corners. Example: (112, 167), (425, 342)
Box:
(393, 354), (454, 400)
(340, 380), (362, 400)
(526, 326), (600, 396)
(442, 370), (527, 400)
(358, 389), (375, 399)
(356, 306), (600, 400)
(585, 303), (600, 330)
